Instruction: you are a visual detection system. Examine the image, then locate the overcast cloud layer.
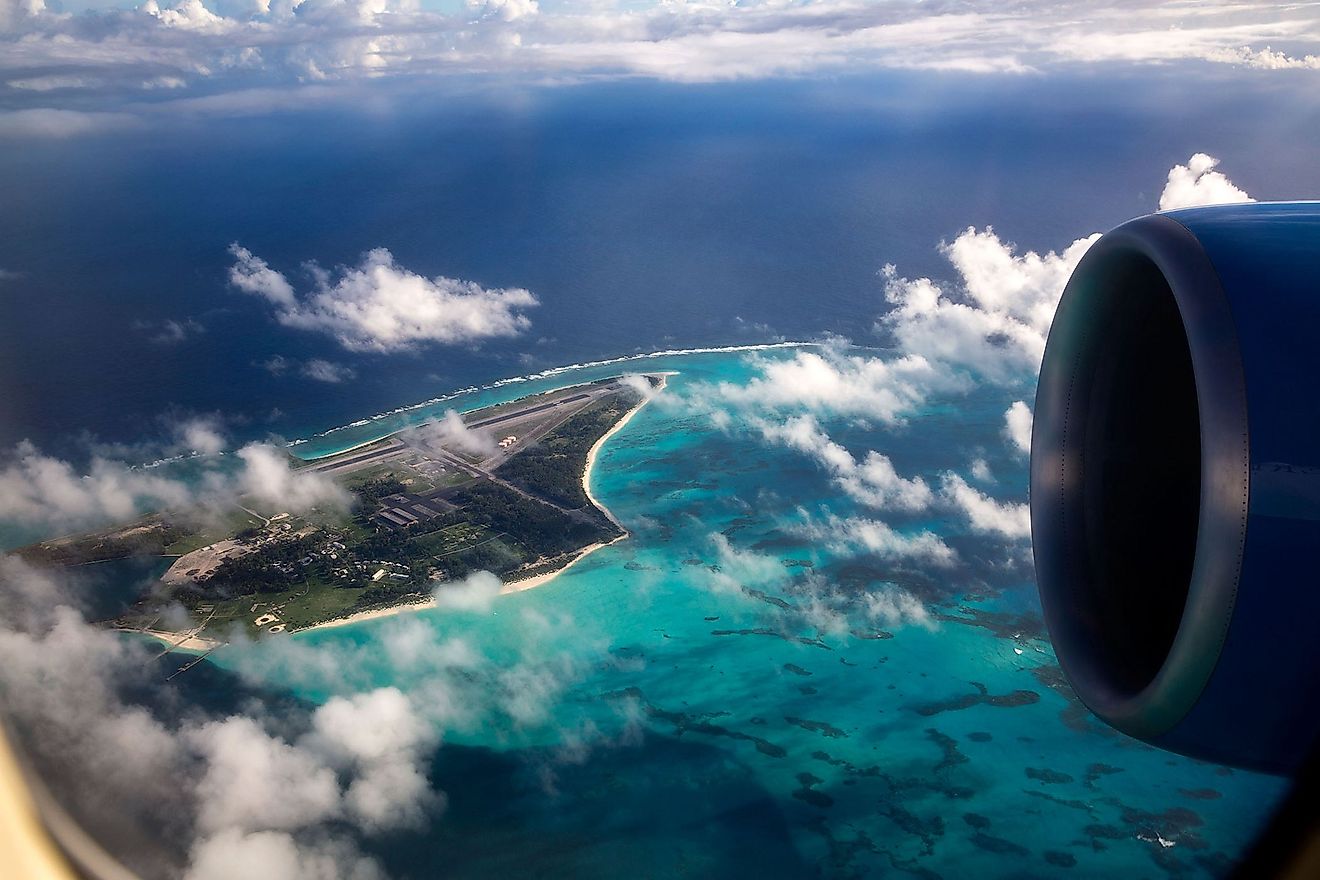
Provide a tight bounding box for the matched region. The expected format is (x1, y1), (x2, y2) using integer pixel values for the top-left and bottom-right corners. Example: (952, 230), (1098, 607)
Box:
(1, 0), (1318, 135)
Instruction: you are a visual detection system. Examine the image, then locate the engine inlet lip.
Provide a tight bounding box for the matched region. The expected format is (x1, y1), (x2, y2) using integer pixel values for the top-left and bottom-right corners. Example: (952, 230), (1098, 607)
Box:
(1031, 212), (1251, 740)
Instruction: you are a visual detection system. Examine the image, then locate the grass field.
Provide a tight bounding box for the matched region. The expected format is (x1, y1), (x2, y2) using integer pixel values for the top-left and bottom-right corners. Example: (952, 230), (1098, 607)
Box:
(161, 508), (266, 556)
(195, 576), (386, 636)
(409, 522), (489, 557)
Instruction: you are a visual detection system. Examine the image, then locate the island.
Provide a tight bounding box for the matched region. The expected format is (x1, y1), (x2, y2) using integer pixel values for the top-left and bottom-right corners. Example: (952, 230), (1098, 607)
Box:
(16, 374), (665, 649)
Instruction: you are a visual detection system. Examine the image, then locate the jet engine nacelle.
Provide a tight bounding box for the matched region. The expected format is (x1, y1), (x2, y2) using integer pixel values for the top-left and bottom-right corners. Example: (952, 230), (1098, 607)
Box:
(1031, 202), (1320, 774)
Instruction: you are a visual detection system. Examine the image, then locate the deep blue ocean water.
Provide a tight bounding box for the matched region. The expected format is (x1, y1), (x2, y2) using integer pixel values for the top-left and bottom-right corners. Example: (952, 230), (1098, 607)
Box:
(2, 72), (1319, 458)
(2, 70), (1315, 876)
(184, 347), (1283, 879)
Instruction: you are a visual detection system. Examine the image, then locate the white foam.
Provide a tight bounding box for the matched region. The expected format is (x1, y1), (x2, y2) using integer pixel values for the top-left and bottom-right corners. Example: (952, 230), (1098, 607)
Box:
(289, 340), (815, 450)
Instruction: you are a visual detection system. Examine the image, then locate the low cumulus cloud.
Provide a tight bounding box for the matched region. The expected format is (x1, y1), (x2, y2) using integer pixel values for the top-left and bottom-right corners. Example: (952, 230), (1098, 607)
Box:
(705, 533), (941, 639)
(1158, 152), (1256, 211)
(234, 443), (350, 512)
(229, 245), (538, 354)
(0, 557), (441, 880)
(301, 359), (357, 383)
(940, 472), (1031, 539)
(0, 550), (618, 879)
(863, 586), (936, 631)
(418, 409), (496, 458)
(791, 511), (957, 568)
(259, 355), (356, 383)
(1003, 400), (1032, 456)
(880, 228), (1100, 383)
(0, 440), (197, 529)
(712, 342), (955, 425)
(693, 155), (1252, 558)
(135, 317), (206, 345)
(431, 570), (502, 612)
(0, 434), (347, 532)
(753, 413), (933, 512)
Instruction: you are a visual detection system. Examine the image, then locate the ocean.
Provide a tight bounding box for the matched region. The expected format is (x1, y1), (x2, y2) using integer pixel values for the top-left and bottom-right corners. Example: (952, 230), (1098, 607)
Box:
(2, 69), (1313, 876)
(2, 72), (1319, 459)
(195, 346), (1282, 878)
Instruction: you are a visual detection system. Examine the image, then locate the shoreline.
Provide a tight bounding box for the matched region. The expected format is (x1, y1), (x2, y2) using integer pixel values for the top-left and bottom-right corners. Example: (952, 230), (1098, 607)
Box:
(128, 627), (226, 653)
(118, 375), (667, 646)
(286, 376), (666, 634)
(289, 342), (796, 457)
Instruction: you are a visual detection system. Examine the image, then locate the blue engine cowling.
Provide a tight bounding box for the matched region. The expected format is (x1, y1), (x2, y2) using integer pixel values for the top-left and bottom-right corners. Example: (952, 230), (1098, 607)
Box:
(1031, 202), (1320, 775)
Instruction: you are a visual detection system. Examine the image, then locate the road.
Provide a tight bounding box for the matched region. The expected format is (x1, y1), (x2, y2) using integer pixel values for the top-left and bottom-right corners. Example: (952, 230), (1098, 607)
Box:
(405, 437), (600, 525)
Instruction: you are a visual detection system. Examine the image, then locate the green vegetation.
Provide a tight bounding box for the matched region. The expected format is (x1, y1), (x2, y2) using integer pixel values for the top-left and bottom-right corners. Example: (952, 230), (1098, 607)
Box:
(354, 476), (408, 505)
(447, 481), (616, 556)
(23, 378), (650, 637)
(496, 394), (638, 509)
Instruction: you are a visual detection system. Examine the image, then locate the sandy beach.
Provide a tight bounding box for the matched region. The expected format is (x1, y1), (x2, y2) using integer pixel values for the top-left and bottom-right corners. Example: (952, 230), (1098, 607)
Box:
(290, 376), (667, 633)
(303, 595), (440, 632)
(135, 378), (664, 644)
(132, 627), (226, 653)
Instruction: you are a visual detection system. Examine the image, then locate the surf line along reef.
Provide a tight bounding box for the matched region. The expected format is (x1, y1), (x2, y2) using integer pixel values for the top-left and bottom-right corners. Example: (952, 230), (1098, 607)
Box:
(17, 374), (667, 647)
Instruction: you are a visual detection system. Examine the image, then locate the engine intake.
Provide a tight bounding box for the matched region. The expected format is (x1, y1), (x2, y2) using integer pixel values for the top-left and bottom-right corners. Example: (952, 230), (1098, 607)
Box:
(1032, 202), (1320, 774)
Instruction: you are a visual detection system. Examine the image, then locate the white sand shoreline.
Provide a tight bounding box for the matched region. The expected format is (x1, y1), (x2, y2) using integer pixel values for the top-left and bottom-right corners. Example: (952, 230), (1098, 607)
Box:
(288, 376), (667, 634)
(128, 627), (226, 653)
(132, 378), (665, 645)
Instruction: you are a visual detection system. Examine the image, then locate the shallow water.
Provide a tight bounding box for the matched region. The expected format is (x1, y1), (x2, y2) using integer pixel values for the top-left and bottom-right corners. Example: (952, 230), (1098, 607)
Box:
(208, 348), (1285, 879)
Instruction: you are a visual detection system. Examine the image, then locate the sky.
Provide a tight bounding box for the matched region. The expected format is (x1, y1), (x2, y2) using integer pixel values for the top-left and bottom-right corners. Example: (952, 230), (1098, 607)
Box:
(2, 0), (1320, 138)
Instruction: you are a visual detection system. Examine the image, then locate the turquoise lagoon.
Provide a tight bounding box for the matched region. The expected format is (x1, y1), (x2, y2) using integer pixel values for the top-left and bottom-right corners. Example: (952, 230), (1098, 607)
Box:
(199, 346), (1284, 878)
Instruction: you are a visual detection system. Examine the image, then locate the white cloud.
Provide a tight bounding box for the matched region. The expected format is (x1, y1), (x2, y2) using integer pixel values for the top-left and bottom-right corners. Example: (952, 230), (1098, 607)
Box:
(136, 317), (206, 345)
(420, 409), (496, 458)
(706, 531), (790, 594)
(301, 359), (357, 383)
(189, 716), (343, 835)
(0, 560), (439, 880)
(468, 0), (537, 23)
(713, 343), (955, 425)
(0, 440), (196, 529)
(940, 472), (1030, 539)
(228, 245), (297, 308)
(793, 510), (957, 567)
(1004, 400), (1032, 456)
(185, 689), (439, 876)
(142, 0), (231, 32)
(305, 688), (441, 832)
(0, 554), (620, 880)
(704, 534), (938, 639)
(431, 570), (502, 612)
(1158, 152), (1255, 211)
(1207, 45), (1320, 71)
(753, 413), (933, 512)
(259, 355), (357, 383)
(186, 830), (385, 880)
(880, 228), (1100, 383)
(3, 1), (1318, 124)
(619, 373), (658, 400)
(0, 109), (136, 139)
(0, 431), (357, 533)
(235, 443), (350, 512)
(230, 245), (538, 353)
(862, 586), (936, 631)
